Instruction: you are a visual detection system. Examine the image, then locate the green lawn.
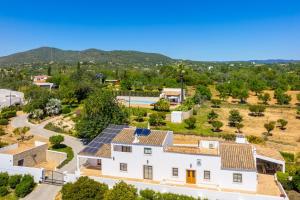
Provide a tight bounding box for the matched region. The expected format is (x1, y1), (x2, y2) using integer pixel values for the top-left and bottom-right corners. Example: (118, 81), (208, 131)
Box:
(50, 145), (74, 169)
(130, 104), (232, 137)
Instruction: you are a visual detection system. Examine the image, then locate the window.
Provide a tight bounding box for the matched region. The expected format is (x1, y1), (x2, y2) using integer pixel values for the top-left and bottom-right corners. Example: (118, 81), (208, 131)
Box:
(17, 159), (24, 166)
(172, 168), (179, 177)
(97, 159), (101, 166)
(233, 173), (242, 183)
(113, 145), (132, 152)
(120, 163), (127, 172)
(121, 146), (132, 152)
(143, 165), (153, 180)
(209, 143), (214, 149)
(204, 171), (210, 180)
(197, 159), (202, 166)
(144, 148), (152, 155)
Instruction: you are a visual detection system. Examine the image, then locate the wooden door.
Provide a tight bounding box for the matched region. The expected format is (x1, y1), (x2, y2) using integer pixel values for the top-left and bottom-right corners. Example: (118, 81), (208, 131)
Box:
(186, 170), (196, 184)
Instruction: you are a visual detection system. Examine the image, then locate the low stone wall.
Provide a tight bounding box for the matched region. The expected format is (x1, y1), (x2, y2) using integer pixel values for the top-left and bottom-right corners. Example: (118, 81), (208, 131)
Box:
(46, 150), (67, 166)
(13, 144), (48, 167)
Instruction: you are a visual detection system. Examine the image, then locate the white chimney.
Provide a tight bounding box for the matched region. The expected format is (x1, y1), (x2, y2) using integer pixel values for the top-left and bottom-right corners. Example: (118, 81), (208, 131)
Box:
(133, 134), (139, 143)
(235, 134), (247, 144)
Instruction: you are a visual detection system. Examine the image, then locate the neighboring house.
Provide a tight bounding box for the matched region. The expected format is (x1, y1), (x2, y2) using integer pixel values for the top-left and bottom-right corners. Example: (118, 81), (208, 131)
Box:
(0, 89), (24, 109)
(77, 125), (287, 199)
(33, 75), (54, 89)
(0, 141), (67, 182)
(160, 88), (185, 104)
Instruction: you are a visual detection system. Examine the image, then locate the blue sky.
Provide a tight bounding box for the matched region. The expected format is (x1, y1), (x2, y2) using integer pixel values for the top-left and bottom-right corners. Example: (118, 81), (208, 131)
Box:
(0, 0), (300, 61)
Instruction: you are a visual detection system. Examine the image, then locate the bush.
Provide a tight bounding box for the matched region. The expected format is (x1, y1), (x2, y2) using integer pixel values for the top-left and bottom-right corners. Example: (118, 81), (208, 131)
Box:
(149, 113), (166, 126)
(246, 135), (265, 144)
(104, 181), (138, 200)
(264, 121), (276, 135)
(211, 99), (221, 108)
(211, 120), (223, 132)
(221, 133), (236, 141)
(280, 152), (295, 163)
(248, 105), (266, 117)
(277, 119), (288, 130)
(49, 135), (65, 148)
(62, 106), (71, 114)
(154, 99), (170, 112)
(228, 109), (243, 127)
(0, 173), (9, 187)
(15, 175), (35, 198)
(0, 127), (6, 136)
(9, 175), (22, 189)
(0, 118), (9, 126)
(140, 189), (199, 200)
(62, 176), (108, 200)
(277, 172), (293, 190)
(1, 110), (17, 119)
(184, 117), (196, 129)
(0, 186), (9, 197)
(139, 189), (156, 199)
(194, 85), (212, 103)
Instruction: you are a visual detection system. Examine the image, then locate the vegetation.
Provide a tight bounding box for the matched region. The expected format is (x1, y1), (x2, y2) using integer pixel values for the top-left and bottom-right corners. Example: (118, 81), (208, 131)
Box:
(277, 119), (288, 130)
(154, 99), (170, 112)
(258, 92), (271, 104)
(0, 173), (35, 198)
(149, 113), (166, 126)
(76, 90), (128, 140)
(248, 105), (266, 117)
(228, 109), (243, 127)
(49, 135), (64, 148)
(44, 122), (66, 134)
(264, 121), (276, 136)
(184, 117), (196, 129)
(211, 120), (223, 132)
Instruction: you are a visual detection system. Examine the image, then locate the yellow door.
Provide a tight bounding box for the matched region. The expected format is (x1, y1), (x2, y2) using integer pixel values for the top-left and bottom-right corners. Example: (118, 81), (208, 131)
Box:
(186, 170), (196, 184)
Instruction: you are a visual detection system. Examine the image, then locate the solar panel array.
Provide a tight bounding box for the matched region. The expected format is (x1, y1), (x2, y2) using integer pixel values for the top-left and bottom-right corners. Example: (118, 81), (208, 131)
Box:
(134, 128), (151, 136)
(81, 124), (129, 155)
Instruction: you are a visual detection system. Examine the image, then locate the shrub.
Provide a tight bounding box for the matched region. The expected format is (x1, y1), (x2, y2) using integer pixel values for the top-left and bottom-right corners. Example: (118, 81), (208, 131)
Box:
(62, 106), (71, 114)
(194, 85), (212, 103)
(211, 99), (221, 108)
(211, 120), (223, 132)
(221, 133), (236, 141)
(9, 174), (22, 189)
(49, 135), (65, 148)
(0, 186), (9, 197)
(207, 110), (218, 123)
(29, 109), (44, 120)
(258, 93), (271, 104)
(184, 117), (196, 129)
(248, 105), (266, 117)
(15, 175), (35, 198)
(264, 121), (276, 135)
(62, 176), (108, 200)
(154, 99), (170, 112)
(0, 118), (8, 125)
(277, 172), (293, 190)
(228, 109), (243, 127)
(45, 98), (62, 116)
(1, 110), (17, 119)
(0, 140), (8, 148)
(280, 152), (295, 163)
(104, 181), (138, 200)
(246, 135), (265, 144)
(0, 127), (6, 136)
(277, 119), (288, 130)
(139, 189), (156, 199)
(0, 173), (9, 187)
(149, 113), (165, 126)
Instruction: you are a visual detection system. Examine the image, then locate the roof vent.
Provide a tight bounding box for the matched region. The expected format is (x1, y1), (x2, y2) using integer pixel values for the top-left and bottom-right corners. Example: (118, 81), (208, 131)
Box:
(133, 134), (139, 143)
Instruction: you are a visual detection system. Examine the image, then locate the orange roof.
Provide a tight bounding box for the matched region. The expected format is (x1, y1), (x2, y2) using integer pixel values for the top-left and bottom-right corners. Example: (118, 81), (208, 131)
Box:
(255, 145), (284, 161)
(220, 142), (256, 171)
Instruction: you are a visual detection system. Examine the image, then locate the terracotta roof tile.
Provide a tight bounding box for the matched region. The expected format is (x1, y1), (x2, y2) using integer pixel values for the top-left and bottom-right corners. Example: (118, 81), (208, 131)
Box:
(95, 144), (111, 158)
(220, 142), (256, 171)
(112, 128), (168, 146)
(255, 146), (284, 161)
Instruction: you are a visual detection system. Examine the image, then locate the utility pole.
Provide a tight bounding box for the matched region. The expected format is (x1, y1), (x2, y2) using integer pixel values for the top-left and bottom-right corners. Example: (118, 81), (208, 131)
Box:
(178, 63), (185, 104)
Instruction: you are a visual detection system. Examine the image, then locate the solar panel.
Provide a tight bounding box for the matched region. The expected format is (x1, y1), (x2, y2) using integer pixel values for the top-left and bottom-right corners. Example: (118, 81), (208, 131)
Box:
(80, 124), (129, 155)
(135, 128), (151, 136)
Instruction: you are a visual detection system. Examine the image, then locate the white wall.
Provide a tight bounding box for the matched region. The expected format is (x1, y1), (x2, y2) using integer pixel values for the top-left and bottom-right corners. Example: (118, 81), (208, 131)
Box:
(0, 154), (13, 167)
(74, 175), (286, 200)
(219, 169), (257, 192)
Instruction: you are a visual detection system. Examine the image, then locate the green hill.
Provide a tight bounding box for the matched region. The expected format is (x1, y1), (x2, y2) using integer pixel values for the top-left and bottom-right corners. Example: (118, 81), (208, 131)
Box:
(0, 47), (174, 66)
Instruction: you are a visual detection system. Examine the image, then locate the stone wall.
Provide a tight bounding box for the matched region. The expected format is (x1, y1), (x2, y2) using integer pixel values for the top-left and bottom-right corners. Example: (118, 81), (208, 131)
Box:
(13, 144), (47, 167)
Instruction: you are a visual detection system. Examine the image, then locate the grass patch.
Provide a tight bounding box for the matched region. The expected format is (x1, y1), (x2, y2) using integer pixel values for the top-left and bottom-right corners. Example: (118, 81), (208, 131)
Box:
(44, 122), (65, 134)
(0, 192), (18, 200)
(50, 145), (74, 169)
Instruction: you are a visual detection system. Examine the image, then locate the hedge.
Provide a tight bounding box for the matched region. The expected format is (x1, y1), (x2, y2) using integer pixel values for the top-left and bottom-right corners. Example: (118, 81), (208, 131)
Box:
(0, 186), (9, 197)
(0, 173), (9, 187)
(15, 175), (35, 198)
(8, 175), (22, 189)
(0, 118), (9, 126)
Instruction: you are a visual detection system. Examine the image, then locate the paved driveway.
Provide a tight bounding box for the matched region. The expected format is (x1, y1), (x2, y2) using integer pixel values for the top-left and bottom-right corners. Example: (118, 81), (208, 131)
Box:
(12, 114), (84, 200)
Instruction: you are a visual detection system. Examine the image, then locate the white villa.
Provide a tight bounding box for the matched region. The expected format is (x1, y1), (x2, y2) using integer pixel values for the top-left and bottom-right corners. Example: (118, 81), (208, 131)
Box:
(160, 88), (185, 104)
(77, 125), (287, 199)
